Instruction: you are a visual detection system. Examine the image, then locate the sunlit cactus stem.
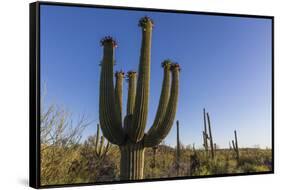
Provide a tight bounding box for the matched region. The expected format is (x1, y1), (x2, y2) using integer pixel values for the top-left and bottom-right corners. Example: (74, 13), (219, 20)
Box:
(115, 71), (125, 126)
(98, 16), (180, 180)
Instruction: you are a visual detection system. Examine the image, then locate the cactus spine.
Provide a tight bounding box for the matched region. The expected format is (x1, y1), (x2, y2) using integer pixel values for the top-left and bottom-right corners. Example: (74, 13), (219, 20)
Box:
(232, 130), (239, 160)
(99, 17), (180, 180)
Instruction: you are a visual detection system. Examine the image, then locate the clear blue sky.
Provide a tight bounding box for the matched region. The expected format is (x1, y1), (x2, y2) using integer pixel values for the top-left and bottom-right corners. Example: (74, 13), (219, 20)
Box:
(40, 5), (272, 148)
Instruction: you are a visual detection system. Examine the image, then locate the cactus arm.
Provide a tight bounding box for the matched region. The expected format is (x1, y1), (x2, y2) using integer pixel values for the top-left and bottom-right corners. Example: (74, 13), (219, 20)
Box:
(232, 140), (236, 149)
(144, 64), (180, 147)
(115, 71), (124, 126)
(127, 17), (153, 142)
(146, 61), (171, 136)
(99, 37), (125, 145)
(126, 71), (137, 115)
(124, 71), (137, 131)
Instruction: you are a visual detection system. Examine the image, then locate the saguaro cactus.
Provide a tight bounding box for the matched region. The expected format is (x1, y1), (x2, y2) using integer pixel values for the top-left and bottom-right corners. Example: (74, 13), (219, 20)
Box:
(99, 16), (180, 180)
(206, 112), (215, 159)
(202, 109), (215, 159)
(202, 108), (209, 153)
(94, 124), (111, 160)
(232, 130), (239, 160)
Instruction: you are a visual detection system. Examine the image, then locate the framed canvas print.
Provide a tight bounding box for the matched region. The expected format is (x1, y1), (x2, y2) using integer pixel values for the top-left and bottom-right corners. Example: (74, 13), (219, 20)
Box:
(29, 1), (274, 188)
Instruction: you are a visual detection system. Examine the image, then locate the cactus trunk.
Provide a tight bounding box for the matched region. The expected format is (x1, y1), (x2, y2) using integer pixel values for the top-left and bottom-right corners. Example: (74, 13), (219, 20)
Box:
(120, 143), (145, 180)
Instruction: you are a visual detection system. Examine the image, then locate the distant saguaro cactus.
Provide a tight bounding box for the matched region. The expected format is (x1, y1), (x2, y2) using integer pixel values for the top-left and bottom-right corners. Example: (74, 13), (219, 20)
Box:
(206, 112), (215, 159)
(99, 16), (180, 180)
(175, 120), (181, 176)
(202, 108), (209, 153)
(94, 124), (111, 160)
(232, 130), (239, 160)
(202, 109), (215, 159)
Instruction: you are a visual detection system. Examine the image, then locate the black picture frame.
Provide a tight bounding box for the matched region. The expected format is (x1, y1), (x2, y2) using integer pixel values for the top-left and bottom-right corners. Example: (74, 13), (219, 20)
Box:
(29, 1), (274, 189)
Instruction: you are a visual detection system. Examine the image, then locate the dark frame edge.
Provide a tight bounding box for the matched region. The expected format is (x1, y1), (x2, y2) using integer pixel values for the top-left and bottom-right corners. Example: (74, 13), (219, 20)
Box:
(271, 17), (274, 173)
(30, 2), (41, 189)
(37, 0), (273, 19)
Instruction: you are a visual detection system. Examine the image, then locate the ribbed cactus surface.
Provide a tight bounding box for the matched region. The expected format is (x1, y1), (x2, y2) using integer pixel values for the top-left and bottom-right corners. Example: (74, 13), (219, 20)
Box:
(99, 16), (180, 180)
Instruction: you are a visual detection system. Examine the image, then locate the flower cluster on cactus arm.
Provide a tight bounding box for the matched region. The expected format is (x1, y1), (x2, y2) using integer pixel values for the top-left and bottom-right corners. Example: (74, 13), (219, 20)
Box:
(171, 63), (181, 72)
(161, 59), (181, 72)
(126, 71), (137, 82)
(161, 59), (172, 68)
(138, 16), (154, 28)
(100, 36), (118, 47)
(115, 70), (125, 78)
